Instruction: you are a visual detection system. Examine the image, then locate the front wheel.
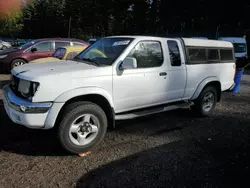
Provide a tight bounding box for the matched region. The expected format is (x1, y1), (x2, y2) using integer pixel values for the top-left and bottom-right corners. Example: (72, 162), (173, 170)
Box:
(11, 59), (27, 70)
(58, 101), (108, 154)
(191, 86), (218, 117)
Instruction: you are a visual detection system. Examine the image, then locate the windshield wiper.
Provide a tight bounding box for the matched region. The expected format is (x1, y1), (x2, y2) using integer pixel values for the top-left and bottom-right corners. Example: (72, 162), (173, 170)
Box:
(74, 56), (104, 66)
(73, 56), (89, 63)
(81, 58), (102, 66)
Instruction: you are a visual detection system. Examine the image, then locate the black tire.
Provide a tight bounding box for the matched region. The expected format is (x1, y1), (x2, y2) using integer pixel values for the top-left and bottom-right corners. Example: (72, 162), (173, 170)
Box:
(2, 45), (7, 50)
(191, 86), (218, 117)
(11, 59), (27, 70)
(58, 101), (108, 154)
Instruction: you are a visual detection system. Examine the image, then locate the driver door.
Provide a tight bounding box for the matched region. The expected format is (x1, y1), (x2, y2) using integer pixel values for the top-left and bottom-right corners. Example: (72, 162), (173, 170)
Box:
(113, 40), (169, 113)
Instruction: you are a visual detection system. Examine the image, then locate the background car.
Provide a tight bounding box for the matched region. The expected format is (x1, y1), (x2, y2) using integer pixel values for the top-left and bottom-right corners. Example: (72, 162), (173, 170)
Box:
(30, 45), (87, 63)
(0, 40), (12, 50)
(0, 38), (89, 72)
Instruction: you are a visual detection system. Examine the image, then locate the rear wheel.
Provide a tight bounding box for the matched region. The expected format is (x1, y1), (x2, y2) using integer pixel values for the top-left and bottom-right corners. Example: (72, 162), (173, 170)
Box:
(11, 59), (27, 70)
(191, 86), (218, 117)
(58, 101), (108, 154)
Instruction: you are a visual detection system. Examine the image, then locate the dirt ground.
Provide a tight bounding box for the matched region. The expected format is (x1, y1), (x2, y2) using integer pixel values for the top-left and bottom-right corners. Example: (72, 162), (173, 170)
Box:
(0, 73), (250, 188)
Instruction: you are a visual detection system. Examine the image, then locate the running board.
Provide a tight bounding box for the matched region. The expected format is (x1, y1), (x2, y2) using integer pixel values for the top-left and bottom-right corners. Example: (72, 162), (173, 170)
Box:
(115, 102), (193, 120)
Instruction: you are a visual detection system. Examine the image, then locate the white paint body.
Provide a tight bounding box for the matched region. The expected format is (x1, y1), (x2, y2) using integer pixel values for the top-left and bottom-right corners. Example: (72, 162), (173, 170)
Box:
(3, 36), (235, 129)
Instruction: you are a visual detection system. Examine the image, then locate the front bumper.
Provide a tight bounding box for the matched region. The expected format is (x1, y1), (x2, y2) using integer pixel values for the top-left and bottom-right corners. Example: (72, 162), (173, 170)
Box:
(3, 85), (52, 129)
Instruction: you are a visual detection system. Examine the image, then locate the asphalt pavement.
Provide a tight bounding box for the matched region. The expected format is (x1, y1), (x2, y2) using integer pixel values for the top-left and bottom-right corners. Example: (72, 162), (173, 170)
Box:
(0, 73), (250, 188)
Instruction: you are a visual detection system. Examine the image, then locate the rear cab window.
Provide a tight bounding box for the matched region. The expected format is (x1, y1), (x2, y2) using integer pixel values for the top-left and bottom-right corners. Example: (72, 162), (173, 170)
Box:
(167, 40), (181, 66)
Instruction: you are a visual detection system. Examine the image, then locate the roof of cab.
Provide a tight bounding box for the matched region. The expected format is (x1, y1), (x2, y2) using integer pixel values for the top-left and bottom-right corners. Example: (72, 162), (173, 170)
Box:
(104, 35), (233, 48)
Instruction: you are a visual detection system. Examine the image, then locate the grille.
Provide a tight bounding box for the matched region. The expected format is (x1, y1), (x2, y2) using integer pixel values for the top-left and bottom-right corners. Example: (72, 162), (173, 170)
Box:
(10, 75), (20, 93)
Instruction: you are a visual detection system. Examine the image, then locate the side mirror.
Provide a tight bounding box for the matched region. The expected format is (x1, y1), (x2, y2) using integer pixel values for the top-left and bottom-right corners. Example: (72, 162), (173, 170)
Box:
(31, 47), (37, 53)
(120, 57), (137, 70)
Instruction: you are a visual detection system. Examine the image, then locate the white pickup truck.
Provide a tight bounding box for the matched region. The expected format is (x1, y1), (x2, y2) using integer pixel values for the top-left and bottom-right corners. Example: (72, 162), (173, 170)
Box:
(3, 36), (235, 154)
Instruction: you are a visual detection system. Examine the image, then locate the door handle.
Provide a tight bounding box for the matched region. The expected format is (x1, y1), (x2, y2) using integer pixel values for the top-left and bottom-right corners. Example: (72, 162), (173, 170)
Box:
(159, 72), (167, 76)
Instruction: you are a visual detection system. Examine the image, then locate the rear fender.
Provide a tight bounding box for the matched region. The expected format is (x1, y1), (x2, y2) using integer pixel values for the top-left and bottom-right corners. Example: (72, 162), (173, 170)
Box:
(191, 77), (220, 100)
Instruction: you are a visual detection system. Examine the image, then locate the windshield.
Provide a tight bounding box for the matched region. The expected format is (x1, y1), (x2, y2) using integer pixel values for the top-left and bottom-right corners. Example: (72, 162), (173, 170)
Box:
(233, 43), (247, 53)
(18, 40), (36, 49)
(75, 37), (134, 66)
(53, 48), (66, 59)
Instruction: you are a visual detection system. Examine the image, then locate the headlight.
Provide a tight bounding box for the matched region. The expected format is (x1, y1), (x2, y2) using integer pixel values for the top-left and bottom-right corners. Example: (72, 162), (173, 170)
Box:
(0, 54), (7, 59)
(17, 79), (40, 99)
(18, 79), (30, 94)
(31, 82), (40, 96)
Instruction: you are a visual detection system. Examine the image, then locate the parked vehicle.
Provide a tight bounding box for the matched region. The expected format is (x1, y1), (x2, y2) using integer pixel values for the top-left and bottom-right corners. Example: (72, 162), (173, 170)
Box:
(217, 37), (248, 58)
(0, 40), (12, 50)
(0, 38), (89, 72)
(30, 46), (87, 63)
(3, 36), (235, 154)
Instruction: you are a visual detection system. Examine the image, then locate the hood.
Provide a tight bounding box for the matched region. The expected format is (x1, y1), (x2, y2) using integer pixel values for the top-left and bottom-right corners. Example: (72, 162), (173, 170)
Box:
(0, 47), (19, 55)
(11, 60), (111, 81)
(30, 57), (59, 63)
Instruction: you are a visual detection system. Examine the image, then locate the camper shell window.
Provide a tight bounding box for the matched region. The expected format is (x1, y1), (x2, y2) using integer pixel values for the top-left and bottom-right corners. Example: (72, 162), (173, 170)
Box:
(220, 49), (234, 61)
(207, 49), (219, 61)
(186, 47), (234, 64)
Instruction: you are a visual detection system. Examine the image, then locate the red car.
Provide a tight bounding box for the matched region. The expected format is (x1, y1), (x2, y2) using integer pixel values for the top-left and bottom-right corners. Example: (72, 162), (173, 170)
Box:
(0, 38), (89, 72)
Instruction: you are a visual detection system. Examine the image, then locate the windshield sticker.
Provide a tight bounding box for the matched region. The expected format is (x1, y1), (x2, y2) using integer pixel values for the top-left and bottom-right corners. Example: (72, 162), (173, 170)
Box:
(112, 40), (130, 46)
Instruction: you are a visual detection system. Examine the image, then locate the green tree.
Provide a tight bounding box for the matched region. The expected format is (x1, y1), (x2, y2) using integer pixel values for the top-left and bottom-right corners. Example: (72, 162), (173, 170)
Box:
(0, 10), (23, 37)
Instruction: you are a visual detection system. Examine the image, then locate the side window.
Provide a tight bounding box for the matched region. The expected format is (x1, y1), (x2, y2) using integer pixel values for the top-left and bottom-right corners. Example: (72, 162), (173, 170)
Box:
(208, 49), (219, 61)
(55, 42), (70, 49)
(220, 49), (233, 61)
(127, 41), (163, 68)
(53, 48), (66, 59)
(73, 42), (85, 46)
(188, 48), (206, 62)
(33, 42), (52, 52)
(66, 52), (79, 60)
(167, 40), (181, 66)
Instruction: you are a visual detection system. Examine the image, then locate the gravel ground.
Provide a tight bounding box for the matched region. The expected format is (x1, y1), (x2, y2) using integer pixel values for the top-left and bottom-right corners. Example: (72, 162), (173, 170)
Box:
(0, 73), (250, 188)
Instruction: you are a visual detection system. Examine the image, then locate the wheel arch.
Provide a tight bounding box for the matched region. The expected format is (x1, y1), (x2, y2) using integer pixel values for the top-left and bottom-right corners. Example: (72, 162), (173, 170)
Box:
(10, 58), (28, 69)
(191, 77), (221, 102)
(54, 88), (115, 129)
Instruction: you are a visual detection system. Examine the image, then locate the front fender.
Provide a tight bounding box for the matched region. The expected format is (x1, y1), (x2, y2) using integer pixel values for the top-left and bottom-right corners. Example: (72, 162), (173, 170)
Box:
(191, 76), (220, 100)
(54, 86), (114, 108)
